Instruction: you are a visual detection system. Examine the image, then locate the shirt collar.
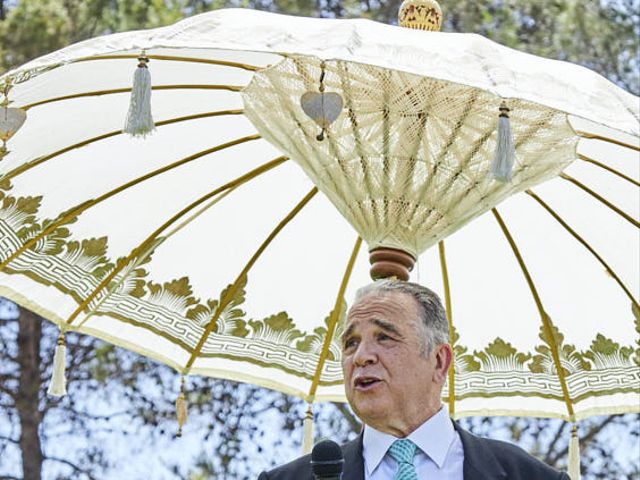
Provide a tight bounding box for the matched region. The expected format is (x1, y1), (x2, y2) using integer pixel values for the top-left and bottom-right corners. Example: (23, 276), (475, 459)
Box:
(362, 405), (455, 475)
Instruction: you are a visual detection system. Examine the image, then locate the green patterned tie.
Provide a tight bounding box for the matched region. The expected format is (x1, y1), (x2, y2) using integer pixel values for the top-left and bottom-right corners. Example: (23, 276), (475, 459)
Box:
(388, 439), (418, 480)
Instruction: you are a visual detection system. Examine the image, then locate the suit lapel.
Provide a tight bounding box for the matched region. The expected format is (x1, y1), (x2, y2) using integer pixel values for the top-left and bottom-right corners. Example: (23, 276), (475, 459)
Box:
(453, 422), (507, 480)
(342, 435), (365, 480)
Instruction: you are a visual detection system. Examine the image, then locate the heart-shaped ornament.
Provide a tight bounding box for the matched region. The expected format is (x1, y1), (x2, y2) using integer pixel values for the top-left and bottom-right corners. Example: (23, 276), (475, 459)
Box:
(300, 92), (343, 128)
(0, 107), (27, 142)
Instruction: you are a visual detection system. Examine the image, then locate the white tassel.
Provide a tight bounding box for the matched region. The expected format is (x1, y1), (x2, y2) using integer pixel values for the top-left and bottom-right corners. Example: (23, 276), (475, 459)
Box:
(124, 55), (155, 137)
(175, 376), (188, 437)
(490, 102), (516, 182)
(568, 424), (581, 480)
(302, 404), (314, 454)
(47, 331), (67, 396)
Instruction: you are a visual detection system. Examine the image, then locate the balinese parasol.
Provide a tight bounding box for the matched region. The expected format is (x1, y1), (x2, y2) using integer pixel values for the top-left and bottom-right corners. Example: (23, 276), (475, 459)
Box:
(0, 2), (638, 475)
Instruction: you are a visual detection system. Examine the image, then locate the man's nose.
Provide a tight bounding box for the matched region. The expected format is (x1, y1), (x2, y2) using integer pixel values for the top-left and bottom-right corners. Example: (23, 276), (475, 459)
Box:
(353, 339), (377, 366)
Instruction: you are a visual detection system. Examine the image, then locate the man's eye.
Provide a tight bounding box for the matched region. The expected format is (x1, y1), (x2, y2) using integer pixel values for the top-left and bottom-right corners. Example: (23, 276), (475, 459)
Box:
(343, 338), (357, 349)
(377, 333), (392, 341)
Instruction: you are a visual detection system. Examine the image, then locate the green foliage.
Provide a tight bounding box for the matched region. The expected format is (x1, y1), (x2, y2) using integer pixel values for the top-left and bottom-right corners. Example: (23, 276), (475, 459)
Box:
(1, 0), (638, 95)
(360, 0), (640, 94)
(0, 0), (184, 73)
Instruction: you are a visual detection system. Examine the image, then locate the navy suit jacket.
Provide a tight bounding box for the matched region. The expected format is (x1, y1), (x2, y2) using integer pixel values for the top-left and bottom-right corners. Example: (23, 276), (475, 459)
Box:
(258, 422), (570, 479)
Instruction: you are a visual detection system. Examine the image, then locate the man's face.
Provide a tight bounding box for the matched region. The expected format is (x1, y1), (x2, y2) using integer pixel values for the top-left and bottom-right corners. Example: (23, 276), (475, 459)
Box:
(341, 291), (447, 436)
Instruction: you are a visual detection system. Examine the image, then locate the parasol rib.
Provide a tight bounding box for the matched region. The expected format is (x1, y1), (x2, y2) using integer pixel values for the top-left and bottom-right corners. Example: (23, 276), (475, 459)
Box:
(307, 236), (362, 402)
(525, 189), (639, 309)
(72, 54), (263, 71)
(22, 84), (243, 110)
(438, 240), (456, 415)
(492, 207), (576, 420)
(339, 62), (379, 225)
(0, 136), (265, 272)
(576, 131), (640, 152)
(448, 114), (555, 214)
(408, 91), (483, 231)
(577, 154), (640, 188)
(416, 127), (494, 234)
(397, 111), (427, 194)
(436, 127), (494, 208)
(0, 110), (245, 183)
(381, 70), (391, 225)
(257, 64), (322, 180)
(289, 58), (368, 228)
(389, 77), (433, 232)
(62, 157), (288, 327)
(251, 72), (337, 216)
(560, 173), (640, 229)
(183, 187), (319, 372)
(76, 186), (238, 329)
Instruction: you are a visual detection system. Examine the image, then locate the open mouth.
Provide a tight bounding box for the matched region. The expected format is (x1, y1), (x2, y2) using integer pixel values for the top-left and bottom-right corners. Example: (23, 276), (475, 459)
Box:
(354, 377), (381, 391)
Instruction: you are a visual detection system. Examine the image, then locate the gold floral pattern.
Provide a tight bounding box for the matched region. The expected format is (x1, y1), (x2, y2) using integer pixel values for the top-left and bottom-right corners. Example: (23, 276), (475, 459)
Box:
(0, 184), (638, 397)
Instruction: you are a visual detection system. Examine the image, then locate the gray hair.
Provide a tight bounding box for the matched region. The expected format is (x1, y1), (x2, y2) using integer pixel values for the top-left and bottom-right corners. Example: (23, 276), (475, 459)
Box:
(354, 280), (450, 354)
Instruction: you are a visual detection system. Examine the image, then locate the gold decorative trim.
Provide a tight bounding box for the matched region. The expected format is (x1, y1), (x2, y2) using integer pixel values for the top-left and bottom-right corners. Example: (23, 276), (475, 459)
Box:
(578, 153), (640, 188)
(0, 109), (244, 182)
(492, 207), (576, 420)
(449, 384), (638, 406)
(1, 280), (637, 407)
(576, 130), (640, 152)
(2, 282), (349, 400)
(0, 135), (264, 272)
(72, 54), (263, 72)
(183, 187), (319, 371)
(77, 187), (238, 329)
(438, 240), (456, 414)
(22, 84), (243, 110)
(560, 172), (640, 229)
(64, 157), (288, 327)
(525, 189), (639, 308)
(307, 236), (362, 401)
(0, 284), (332, 392)
(449, 403), (640, 422)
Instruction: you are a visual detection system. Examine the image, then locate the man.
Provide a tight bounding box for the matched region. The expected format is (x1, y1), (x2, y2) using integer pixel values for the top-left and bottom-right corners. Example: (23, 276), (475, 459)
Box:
(259, 280), (569, 479)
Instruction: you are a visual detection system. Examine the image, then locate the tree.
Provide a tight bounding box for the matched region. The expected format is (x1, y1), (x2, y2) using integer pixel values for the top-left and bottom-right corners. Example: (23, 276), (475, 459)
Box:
(0, 300), (173, 479)
(2, 0), (637, 95)
(0, 300), (312, 479)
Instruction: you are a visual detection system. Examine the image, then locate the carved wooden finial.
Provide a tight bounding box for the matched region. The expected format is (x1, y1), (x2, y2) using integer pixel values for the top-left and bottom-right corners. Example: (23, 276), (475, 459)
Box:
(398, 0), (443, 32)
(369, 247), (416, 281)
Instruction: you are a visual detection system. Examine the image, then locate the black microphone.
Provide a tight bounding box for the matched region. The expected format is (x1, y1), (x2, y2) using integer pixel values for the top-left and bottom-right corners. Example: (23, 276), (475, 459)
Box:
(310, 439), (344, 480)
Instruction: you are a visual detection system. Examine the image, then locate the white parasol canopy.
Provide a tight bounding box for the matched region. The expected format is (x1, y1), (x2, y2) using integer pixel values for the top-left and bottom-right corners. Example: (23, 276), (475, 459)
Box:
(0, 8), (637, 428)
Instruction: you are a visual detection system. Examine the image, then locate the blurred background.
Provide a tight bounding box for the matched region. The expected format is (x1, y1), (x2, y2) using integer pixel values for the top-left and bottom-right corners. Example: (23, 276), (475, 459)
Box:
(0, 1), (638, 478)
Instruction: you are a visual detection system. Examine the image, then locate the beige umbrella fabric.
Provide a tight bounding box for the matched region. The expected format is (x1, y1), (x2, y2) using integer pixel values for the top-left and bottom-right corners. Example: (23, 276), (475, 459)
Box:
(0, 8), (637, 451)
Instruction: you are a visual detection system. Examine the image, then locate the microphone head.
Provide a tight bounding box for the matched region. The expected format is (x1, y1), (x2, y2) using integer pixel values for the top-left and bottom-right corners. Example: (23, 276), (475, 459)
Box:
(311, 440), (344, 478)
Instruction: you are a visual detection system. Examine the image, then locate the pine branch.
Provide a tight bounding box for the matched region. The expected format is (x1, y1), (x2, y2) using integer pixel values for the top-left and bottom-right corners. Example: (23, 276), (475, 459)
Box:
(0, 434), (19, 444)
(544, 420), (568, 465)
(44, 455), (100, 480)
(0, 326), (17, 362)
(0, 379), (16, 401)
(548, 415), (617, 465)
(332, 402), (361, 434)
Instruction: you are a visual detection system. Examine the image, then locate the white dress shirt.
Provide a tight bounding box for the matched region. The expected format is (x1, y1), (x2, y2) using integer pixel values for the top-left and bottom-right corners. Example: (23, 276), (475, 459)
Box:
(362, 405), (464, 479)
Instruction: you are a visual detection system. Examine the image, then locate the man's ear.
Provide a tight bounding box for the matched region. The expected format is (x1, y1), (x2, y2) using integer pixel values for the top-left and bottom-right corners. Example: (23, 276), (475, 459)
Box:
(433, 343), (453, 383)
